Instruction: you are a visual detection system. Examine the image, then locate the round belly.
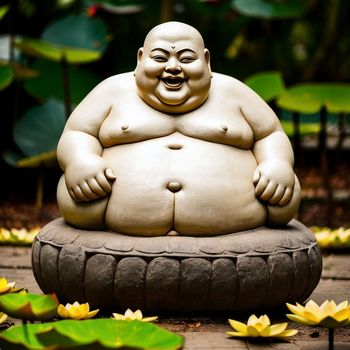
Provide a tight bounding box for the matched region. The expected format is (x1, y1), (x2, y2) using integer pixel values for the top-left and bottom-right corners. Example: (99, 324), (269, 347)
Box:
(102, 134), (266, 236)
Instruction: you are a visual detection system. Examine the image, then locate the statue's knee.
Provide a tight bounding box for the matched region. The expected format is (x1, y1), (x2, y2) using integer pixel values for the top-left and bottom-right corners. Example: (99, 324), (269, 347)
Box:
(57, 175), (107, 230)
(266, 175), (301, 226)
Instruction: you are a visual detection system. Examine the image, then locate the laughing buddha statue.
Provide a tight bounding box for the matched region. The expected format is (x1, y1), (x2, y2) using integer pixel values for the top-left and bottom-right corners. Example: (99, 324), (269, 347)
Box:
(56, 21), (301, 236)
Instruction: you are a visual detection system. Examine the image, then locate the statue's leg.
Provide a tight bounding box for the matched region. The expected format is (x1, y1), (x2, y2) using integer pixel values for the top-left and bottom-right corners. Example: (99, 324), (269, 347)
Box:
(57, 175), (108, 230)
(266, 175), (301, 226)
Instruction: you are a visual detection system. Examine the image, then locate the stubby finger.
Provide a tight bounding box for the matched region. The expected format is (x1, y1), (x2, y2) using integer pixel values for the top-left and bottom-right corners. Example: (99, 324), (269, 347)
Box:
(80, 182), (99, 200)
(96, 173), (113, 193)
(69, 188), (80, 202)
(260, 181), (278, 202)
(278, 187), (293, 206)
(255, 176), (269, 196)
(87, 178), (108, 197)
(73, 185), (90, 202)
(253, 169), (260, 185)
(268, 185), (285, 205)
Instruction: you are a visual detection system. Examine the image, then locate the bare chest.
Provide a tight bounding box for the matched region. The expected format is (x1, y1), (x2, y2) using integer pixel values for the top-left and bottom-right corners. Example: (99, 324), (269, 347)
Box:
(98, 95), (254, 149)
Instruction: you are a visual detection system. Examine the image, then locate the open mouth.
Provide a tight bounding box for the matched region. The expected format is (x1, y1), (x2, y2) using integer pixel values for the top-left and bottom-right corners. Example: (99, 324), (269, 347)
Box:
(160, 76), (186, 89)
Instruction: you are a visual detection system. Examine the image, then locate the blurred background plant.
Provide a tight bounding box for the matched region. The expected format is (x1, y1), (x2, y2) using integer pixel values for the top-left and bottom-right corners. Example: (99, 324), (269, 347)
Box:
(1, 0), (350, 227)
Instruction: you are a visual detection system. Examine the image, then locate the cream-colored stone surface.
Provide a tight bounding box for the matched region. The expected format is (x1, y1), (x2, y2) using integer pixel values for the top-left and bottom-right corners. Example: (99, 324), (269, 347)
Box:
(56, 21), (300, 235)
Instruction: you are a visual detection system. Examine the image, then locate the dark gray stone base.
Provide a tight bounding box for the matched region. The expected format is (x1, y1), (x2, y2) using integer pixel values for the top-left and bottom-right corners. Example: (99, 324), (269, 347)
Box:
(32, 218), (322, 314)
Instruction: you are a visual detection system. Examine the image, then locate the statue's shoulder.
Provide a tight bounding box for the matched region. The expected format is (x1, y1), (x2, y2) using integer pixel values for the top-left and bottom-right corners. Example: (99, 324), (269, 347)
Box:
(211, 72), (262, 103)
(212, 72), (251, 93)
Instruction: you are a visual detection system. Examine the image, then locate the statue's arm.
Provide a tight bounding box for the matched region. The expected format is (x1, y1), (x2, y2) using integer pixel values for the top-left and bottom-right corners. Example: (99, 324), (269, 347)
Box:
(57, 79), (116, 202)
(240, 87), (296, 206)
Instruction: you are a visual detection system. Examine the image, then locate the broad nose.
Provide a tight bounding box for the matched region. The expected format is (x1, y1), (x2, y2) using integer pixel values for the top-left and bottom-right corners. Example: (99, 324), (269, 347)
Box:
(165, 58), (182, 74)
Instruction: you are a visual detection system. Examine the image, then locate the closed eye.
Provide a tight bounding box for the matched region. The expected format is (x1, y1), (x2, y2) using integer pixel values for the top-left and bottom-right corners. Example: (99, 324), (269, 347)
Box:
(180, 57), (196, 63)
(152, 55), (168, 62)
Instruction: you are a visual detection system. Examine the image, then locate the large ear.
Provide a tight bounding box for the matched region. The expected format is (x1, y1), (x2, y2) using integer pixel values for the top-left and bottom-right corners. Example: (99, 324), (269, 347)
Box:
(137, 48), (144, 64)
(204, 48), (212, 75)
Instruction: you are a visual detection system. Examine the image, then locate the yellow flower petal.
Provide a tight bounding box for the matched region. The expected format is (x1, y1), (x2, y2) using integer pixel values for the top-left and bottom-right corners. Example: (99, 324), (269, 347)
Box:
(286, 303), (304, 317)
(305, 300), (321, 315)
(112, 313), (124, 320)
(286, 314), (316, 326)
(142, 316), (158, 323)
(247, 325), (260, 337)
(124, 308), (134, 319)
(247, 314), (259, 326)
(278, 329), (298, 338)
(78, 303), (89, 315)
(85, 309), (99, 319)
(58, 304), (69, 319)
(259, 315), (270, 328)
(269, 323), (288, 337)
(227, 331), (249, 337)
(0, 312), (8, 325)
(133, 310), (143, 320)
(253, 322), (266, 333)
(303, 310), (320, 323)
(320, 300), (336, 317)
(228, 319), (248, 333)
(68, 306), (82, 319)
(335, 301), (348, 312)
(332, 309), (350, 322)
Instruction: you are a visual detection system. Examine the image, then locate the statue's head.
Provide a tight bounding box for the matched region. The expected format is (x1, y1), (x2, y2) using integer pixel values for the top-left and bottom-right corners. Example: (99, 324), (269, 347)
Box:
(135, 21), (212, 114)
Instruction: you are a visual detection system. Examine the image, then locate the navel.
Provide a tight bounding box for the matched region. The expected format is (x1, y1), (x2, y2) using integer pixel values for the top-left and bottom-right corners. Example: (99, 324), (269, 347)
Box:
(167, 143), (183, 150)
(167, 182), (182, 193)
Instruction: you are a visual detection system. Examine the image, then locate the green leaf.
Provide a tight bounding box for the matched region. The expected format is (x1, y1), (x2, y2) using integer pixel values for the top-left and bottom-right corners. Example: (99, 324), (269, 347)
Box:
(232, 0), (306, 19)
(13, 100), (65, 157)
(24, 60), (100, 105)
(0, 64), (14, 89)
(245, 71), (286, 102)
(280, 120), (320, 137)
(0, 319), (184, 349)
(276, 83), (350, 114)
(14, 37), (102, 64)
(92, 1), (145, 14)
(0, 5), (9, 20)
(42, 14), (108, 53)
(0, 293), (59, 321)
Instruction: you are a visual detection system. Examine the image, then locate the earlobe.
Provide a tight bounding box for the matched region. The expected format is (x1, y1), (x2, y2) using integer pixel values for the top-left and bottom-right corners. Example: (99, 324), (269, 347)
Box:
(137, 48), (144, 63)
(204, 48), (212, 76)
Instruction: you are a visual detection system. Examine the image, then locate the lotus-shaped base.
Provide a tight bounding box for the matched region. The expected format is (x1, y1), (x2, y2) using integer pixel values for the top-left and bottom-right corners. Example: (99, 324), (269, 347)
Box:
(32, 218), (322, 314)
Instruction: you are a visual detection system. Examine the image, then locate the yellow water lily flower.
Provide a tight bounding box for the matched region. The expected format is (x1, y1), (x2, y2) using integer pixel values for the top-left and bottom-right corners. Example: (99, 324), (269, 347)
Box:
(57, 302), (99, 320)
(0, 312), (8, 325)
(112, 308), (158, 322)
(287, 300), (350, 328)
(312, 227), (350, 249)
(227, 314), (298, 338)
(0, 277), (16, 294)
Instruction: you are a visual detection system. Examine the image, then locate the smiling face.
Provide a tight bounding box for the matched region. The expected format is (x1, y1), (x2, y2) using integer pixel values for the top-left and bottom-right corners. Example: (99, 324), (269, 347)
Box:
(134, 22), (212, 114)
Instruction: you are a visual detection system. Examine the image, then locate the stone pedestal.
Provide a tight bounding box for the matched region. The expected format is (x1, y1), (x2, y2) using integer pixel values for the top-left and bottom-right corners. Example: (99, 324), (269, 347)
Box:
(32, 218), (322, 314)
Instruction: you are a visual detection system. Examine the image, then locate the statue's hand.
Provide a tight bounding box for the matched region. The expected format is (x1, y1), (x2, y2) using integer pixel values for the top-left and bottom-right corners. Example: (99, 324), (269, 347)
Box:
(253, 160), (295, 206)
(65, 156), (116, 202)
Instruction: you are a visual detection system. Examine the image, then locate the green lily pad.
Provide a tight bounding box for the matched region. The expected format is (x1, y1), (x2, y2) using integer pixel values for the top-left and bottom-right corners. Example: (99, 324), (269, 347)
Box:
(0, 319), (184, 350)
(245, 71), (286, 102)
(24, 60), (100, 105)
(280, 120), (320, 137)
(0, 64), (14, 89)
(13, 99), (65, 157)
(43, 14), (108, 52)
(14, 37), (102, 64)
(0, 5), (9, 20)
(276, 83), (350, 114)
(91, 0), (145, 14)
(232, 0), (306, 19)
(0, 293), (59, 321)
